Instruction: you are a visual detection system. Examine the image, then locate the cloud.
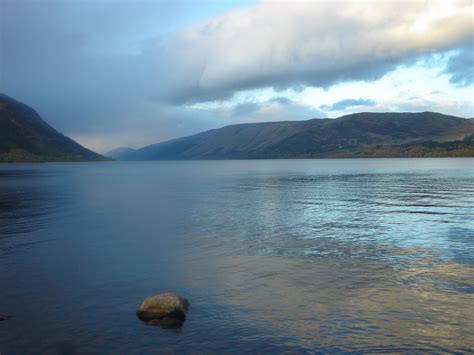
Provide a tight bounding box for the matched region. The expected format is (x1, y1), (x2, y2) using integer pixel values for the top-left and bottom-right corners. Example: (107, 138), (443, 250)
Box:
(356, 96), (473, 119)
(443, 40), (474, 87)
(321, 98), (376, 111)
(1, 0), (472, 151)
(145, 0), (473, 104)
(0, 0), (259, 135)
(269, 97), (292, 105)
(228, 97), (326, 123)
(232, 102), (261, 117)
(231, 96), (296, 117)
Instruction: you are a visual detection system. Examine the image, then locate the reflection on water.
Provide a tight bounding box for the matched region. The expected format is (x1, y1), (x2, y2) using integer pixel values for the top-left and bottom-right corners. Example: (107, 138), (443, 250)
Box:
(0, 159), (473, 353)
(180, 251), (474, 352)
(0, 170), (57, 256)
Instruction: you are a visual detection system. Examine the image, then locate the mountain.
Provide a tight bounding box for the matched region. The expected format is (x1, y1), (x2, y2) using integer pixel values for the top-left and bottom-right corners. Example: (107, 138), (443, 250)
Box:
(119, 112), (474, 160)
(0, 94), (107, 162)
(105, 147), (136, 160)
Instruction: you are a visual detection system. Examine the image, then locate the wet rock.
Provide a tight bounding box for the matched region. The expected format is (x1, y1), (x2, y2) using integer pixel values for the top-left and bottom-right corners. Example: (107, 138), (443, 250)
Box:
(136, 293), (189, 328)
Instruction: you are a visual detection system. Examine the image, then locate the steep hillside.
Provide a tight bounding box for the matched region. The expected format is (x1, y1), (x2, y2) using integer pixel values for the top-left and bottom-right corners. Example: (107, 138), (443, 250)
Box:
(0, 94), (106, 162)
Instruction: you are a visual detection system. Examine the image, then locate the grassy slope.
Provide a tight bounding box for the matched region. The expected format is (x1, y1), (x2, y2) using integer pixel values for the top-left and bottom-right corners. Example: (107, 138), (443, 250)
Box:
(0, 94), (107, 162)
(127, 112), (474, 160)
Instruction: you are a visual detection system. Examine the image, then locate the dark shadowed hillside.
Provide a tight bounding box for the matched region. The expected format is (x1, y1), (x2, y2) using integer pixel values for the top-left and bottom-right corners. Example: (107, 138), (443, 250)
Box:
(0, 94), (106, 162)
(118, 112), (474, 160)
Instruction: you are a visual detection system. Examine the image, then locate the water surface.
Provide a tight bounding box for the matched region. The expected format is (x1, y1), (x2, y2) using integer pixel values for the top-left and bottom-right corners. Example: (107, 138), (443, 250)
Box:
(0, 159), (473, 353)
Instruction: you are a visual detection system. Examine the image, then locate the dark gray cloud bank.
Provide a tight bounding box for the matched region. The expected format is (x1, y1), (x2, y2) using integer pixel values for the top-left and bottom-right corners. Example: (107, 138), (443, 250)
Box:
(444, 39), (474, 87)
(0, 0), (472, 151)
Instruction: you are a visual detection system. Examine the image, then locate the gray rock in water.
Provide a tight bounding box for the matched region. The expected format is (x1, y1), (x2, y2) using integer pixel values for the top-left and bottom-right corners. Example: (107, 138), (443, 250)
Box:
(0, 315), (12, 321)
(136, 293), (189, 328)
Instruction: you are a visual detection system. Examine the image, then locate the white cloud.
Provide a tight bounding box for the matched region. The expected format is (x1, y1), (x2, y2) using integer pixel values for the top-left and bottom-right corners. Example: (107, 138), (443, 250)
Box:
(146, 0), (473, 104)
(298, 57), (474, 118)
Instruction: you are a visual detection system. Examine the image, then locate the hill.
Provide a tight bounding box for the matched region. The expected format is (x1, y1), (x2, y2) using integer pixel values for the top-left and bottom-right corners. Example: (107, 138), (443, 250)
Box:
(105, 147), (136, 161)
(0, 94), (107, 162)
(118, 112), (474, 160)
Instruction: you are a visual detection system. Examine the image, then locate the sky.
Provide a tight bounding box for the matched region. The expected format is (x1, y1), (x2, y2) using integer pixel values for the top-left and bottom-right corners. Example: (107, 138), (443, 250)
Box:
(1, 0), (473, 153)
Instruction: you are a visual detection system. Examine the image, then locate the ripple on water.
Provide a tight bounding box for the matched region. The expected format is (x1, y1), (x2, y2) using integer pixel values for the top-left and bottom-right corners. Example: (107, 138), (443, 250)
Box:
(0, 160), (473, 353)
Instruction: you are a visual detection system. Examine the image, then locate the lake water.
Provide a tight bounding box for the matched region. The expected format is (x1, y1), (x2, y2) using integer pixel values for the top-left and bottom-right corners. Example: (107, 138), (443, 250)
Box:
(0, 159), (473, 353)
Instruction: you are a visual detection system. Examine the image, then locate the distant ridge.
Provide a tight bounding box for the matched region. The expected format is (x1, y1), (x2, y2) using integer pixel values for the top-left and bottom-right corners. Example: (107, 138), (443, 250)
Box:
(115, 112), (474, 160)
(0, 94), (107, 162)
(105, 147), (136, 161)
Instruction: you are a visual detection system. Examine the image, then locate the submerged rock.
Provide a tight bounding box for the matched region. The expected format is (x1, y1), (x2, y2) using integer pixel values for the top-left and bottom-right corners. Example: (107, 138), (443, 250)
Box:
(136, 293), (189, 328)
